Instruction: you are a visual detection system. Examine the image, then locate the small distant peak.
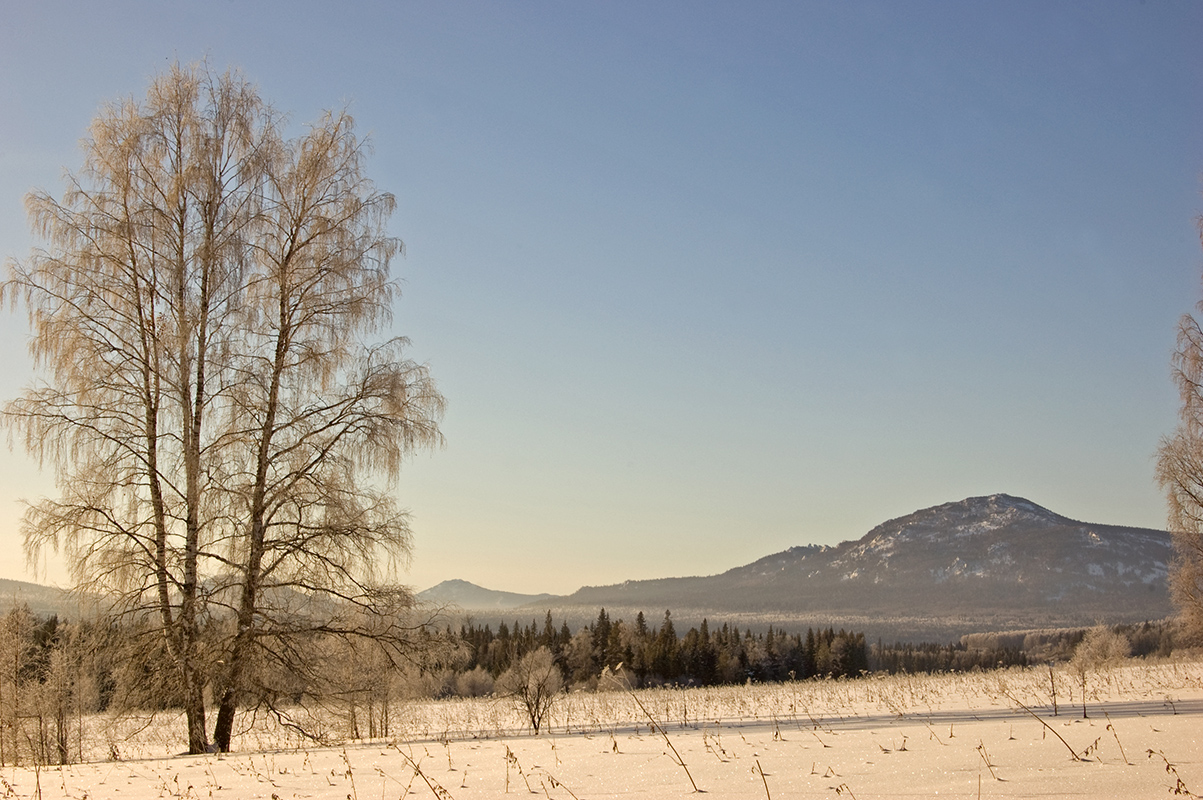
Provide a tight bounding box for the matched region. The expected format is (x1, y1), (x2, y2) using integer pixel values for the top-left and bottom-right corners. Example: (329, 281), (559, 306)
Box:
(424, 578), (479, 592)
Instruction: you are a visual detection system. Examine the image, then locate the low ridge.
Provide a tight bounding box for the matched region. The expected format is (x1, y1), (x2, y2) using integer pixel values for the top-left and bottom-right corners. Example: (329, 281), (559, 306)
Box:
(417, 579), (555, 610)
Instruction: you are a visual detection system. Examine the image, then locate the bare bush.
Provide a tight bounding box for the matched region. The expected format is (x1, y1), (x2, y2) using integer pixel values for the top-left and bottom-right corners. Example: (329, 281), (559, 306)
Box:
(455, 666), (495, 698)
(1070, 626), (1130, 718)
(496, 647), (563, 734)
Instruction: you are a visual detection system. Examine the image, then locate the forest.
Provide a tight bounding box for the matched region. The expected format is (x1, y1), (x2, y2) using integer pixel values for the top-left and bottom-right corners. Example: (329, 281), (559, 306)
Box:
(6, 599), (1175, 766)
(434, 609), (871, 691)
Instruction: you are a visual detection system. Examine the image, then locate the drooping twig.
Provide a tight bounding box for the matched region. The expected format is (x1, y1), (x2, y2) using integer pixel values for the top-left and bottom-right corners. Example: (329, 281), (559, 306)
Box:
(1001, 690), (1081, 762)
(1147, 749), (1198, 798)
(633, 691), (700, 792)
(532, 767), (581, 800)
(975, 741), (999, 780)
(504, 745), (534, 794)
(603, 671), (701, 792)
(341, 749), (359, 800)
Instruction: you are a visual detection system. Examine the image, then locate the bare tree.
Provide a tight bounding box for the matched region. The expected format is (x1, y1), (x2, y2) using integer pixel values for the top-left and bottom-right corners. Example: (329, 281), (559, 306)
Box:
(1069, 626), (1129, 719)
(0, 606), (35, 766)
(204, 101), (443, 753)
(4, 65), (272, 752)
(1157, 219), (1203, 645)
(3, 63), (443, 753)
(496, 647), (563, 734)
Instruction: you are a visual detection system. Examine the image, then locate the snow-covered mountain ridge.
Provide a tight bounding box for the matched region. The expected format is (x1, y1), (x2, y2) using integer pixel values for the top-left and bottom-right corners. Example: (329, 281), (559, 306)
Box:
(549, 494), (1173, 634)
(745, 493), (1170, 590)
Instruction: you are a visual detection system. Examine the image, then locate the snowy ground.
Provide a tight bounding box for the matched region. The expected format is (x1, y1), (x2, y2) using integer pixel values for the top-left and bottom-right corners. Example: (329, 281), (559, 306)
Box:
(3, 658), (1201, 799)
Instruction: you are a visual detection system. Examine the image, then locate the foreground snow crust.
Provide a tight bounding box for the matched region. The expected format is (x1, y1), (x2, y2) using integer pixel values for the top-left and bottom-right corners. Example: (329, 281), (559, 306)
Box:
(3, 659), (1201, 799)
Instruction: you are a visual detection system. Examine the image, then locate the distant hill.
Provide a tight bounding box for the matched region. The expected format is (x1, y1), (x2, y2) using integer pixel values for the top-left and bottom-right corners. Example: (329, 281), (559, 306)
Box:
(417, 579), (555, 610)
(0, 578), (87, 619)
(538, 494), (1173, 640)
(6, 495), (1177, 642)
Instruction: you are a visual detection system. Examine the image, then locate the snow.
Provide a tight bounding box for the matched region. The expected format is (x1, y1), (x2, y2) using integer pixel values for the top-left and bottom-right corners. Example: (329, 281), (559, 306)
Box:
(3, 659), (1201, 799)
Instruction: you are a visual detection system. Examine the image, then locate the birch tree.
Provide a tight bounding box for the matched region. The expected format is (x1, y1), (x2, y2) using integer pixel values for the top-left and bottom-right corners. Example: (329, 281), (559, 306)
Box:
(3, 63), (443, 753)
(1157, 219), (1203, 645)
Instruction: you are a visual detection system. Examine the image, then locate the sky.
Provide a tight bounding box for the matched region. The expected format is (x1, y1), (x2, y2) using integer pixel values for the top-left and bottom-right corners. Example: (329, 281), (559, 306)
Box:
(0, 1), (1200, 596)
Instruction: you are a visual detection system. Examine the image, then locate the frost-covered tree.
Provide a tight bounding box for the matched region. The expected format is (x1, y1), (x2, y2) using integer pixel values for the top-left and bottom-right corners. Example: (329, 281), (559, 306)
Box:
(496, 646), (563, 734)
(1157, 219), (1203, 645)
(4, 63), (443, 753)
(1069, 626), (1129, 718)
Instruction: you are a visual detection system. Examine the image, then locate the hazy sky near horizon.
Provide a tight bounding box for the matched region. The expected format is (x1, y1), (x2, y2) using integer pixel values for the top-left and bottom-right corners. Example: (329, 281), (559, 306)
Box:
(0, 1), (1200, 596)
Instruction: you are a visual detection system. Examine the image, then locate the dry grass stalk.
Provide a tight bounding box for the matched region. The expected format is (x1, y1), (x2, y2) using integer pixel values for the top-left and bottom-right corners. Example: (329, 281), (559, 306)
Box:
(602, 670), (700, 793)
(1147, 749), (1199, 798)
(1001, 690), (1082, 762)
(1104, 712), (1130, 765)
(755, 758), (772, 800)
(389, 742), (455, 799)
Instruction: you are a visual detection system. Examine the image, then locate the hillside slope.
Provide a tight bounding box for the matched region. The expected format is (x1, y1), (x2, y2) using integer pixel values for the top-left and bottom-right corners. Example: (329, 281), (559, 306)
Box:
(548, 494), (1173, 633)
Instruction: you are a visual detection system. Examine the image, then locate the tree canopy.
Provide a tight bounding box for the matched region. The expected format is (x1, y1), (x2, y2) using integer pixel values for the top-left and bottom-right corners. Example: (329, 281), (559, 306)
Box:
(1156, 218), (1203, 645)
(2, 63), (443, 753)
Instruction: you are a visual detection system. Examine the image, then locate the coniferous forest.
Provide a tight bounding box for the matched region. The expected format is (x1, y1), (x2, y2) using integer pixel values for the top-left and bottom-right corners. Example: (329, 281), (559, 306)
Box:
(439, 609), (870, 691)
(0, 598), (1180, 767)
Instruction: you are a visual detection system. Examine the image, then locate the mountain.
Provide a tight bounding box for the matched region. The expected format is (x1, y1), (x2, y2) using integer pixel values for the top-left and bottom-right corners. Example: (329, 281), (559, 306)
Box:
(541, 494), (1175, 640)
(418, 579), (555, 610)
(7, 495), (1174, 642)
(0, 578), (88, 619)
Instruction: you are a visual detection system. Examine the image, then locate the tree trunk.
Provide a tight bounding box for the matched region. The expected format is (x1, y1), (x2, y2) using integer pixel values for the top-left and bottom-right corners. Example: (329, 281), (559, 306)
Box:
(213, 520), (266, 752)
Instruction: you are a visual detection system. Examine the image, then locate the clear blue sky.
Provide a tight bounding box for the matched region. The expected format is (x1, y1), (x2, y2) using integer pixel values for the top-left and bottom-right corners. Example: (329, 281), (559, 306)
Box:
(1, 1), (1200, 595)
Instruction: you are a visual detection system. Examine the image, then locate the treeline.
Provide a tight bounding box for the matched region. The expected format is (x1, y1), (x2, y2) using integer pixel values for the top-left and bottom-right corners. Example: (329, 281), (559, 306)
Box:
(871, 640), (1028, 674)
(871, 620), (1174, 675)
(427, 613), (1178, 692)
(0, 602), (874, 764)
(429, 609), (869, 691)
(0, 599), (1179, 766)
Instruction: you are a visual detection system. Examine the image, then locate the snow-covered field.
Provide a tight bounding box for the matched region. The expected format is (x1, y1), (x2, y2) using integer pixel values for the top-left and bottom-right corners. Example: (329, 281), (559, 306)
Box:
(3, 658), (1201, 799)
